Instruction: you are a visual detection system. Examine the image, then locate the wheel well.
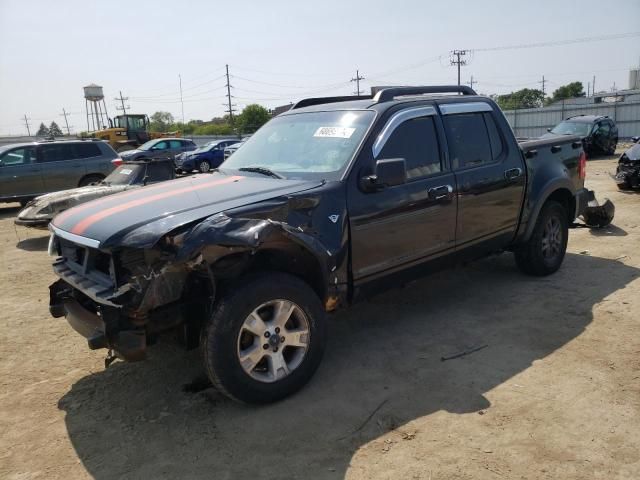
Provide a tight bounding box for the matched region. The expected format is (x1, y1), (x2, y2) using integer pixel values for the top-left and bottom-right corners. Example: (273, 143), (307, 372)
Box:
(546, 188), (575, 223)
(209, 242), (327, 303)
(78, 173), (105, 187)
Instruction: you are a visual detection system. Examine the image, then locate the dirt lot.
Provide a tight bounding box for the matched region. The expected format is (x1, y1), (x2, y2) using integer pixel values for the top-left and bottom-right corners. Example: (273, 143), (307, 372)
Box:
(1, 151), (639, 480)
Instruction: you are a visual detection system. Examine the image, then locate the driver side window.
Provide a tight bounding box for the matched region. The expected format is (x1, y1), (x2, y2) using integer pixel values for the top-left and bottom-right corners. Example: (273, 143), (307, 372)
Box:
(153, 141), (168, 150)
(378, 116), (442, 180)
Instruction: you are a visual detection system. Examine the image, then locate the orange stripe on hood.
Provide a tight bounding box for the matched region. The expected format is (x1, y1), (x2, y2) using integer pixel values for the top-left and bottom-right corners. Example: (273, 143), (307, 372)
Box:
(54, 175), (200, 226)
(71, 175), (243, 236)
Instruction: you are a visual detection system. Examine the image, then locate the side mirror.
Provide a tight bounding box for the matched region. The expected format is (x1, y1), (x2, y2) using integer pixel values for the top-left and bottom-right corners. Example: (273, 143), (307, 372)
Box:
(631, 136), (640, 144)
(547, 128), (552, 132)
(361, 158), (406, 192)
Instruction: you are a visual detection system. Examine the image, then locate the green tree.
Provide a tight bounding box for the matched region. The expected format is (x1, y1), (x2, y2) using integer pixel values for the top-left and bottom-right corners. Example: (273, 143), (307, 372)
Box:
(235, 104), (271, 133)
(495, 88), (545, 110)
(193, 123), (235, 135)
(548, 82), (585, 104)
(149, 111), (175, 132)
(49, 121), (63, 137)
(36, 122), (49, 136)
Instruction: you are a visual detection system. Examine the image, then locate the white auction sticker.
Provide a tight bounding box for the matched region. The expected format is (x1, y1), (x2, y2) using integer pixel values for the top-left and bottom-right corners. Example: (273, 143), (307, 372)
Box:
(119, 168), (133, 175)
(314, 126), (355, 139)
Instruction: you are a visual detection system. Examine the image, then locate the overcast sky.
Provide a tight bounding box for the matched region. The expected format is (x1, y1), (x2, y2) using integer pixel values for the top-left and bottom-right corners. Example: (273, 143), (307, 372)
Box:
(0, 0), (638, 135)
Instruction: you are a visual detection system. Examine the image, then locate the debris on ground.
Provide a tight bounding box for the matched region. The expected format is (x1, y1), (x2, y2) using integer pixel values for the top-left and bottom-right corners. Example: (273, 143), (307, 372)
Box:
(441, 344), (488, 362)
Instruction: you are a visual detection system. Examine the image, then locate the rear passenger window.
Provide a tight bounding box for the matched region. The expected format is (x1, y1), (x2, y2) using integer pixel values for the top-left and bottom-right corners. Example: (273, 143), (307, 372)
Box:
(40, 144), (76, 162)
(443, 113), (494, 169)
(378, 116), (441, 180)
(169, 140), (183, 149)
(73, 143), (102, 158)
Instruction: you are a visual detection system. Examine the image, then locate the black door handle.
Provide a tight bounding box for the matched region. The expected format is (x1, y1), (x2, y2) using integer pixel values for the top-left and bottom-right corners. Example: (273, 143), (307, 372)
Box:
(504, 168), (523, 180)
(428, 185), (453, 200)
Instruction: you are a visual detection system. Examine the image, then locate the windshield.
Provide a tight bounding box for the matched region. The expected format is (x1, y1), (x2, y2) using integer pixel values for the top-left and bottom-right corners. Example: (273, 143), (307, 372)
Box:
(221, 111), (375, 180)
(104, 164), (143, 185)
(138, 139), (159, 151)
(551, 121), (591, 136)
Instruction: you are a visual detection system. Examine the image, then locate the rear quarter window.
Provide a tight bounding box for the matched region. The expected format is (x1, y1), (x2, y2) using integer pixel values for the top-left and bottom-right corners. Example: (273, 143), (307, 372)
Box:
(73, 143), (102, 158)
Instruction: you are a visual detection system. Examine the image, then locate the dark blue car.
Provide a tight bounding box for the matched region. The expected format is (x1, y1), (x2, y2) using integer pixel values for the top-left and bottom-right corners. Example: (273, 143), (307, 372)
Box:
(174, 139), (240, 173)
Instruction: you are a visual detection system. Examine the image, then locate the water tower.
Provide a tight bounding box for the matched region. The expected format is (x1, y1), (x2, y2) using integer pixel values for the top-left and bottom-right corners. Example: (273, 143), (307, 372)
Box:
(84, 84), (110, 132)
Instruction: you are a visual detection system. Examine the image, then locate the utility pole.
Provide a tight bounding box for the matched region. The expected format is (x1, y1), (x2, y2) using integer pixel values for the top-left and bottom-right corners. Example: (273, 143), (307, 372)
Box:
(179, 74), (185, 127)
(592, 75), (596, 96)
(468, 75), (475, 90)
(224, 64), (236, 124)
(351, 69), (365, 95)
(114, 91), (130, 131)
(23, 114), (31, 136)
(450, 50), (467, 86)
(540, 75), (546, 97)
(114, 91), (129, 115)
(60, 108), (72, 135)
(587, 82), (590, 98)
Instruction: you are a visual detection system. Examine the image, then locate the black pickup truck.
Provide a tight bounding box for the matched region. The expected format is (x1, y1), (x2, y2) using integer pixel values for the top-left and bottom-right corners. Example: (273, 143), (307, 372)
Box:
(48, 86), (589, 403)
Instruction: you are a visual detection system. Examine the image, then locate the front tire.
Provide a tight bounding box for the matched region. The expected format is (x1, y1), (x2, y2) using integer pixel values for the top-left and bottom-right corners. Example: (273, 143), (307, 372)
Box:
(515, 201), (568, 276)
(201, 272), (326, 404)
(198, 160), (211, 173)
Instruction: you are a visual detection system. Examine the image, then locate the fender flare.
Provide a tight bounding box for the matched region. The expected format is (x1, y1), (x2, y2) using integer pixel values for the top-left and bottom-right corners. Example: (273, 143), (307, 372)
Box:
(521, 178), (575, 242)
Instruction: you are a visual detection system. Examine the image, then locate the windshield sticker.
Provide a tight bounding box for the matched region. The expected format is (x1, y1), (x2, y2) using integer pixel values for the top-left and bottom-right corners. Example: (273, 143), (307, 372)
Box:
(314, 126), (356, 139)
(119, 168), (133, 175)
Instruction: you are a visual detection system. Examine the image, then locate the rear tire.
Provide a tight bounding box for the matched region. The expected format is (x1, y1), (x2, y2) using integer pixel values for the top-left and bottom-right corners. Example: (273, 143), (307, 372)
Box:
(78, 174), (104, 187)
(515, 200), (568, 276)
(201, 272), (326, 404)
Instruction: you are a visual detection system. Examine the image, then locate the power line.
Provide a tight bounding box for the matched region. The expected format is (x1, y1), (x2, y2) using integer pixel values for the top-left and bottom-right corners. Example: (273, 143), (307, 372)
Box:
(23, 114), (31, 136)
(129, 74), (227, 99)
(473, 31), (640, 52)
(450, 50), (467, 86)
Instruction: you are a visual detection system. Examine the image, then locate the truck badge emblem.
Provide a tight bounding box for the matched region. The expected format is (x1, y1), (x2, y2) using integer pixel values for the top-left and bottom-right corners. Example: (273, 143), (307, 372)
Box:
(328, 215), (340, 224)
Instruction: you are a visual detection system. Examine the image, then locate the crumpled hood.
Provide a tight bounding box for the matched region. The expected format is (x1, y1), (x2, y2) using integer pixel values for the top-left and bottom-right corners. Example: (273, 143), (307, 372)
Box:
(18, 184), (131, 220)
(50, 171), (323, 249)
(622, 143), (640, 162)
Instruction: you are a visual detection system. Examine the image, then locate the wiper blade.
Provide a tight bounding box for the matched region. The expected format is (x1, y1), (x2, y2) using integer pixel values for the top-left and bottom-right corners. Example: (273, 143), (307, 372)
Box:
(238, 166), (284, 179)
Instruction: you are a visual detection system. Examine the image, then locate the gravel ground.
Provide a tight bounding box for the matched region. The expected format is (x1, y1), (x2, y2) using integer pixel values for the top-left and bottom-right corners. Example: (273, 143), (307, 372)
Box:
(1, 150), (639, 479)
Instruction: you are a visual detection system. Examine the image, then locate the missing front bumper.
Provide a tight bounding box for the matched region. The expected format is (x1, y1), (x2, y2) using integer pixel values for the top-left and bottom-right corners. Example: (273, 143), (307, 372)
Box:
(49, 280), (146, 362)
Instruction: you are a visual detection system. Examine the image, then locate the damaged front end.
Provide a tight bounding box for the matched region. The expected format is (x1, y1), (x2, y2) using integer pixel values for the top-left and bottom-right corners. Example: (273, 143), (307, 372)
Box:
(48, 186), (349, 363)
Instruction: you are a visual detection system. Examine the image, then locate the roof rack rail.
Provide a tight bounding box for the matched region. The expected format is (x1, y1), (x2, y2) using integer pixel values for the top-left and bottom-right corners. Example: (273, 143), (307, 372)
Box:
(373, 85), (476, 103)
(292, 95), (373, 110)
